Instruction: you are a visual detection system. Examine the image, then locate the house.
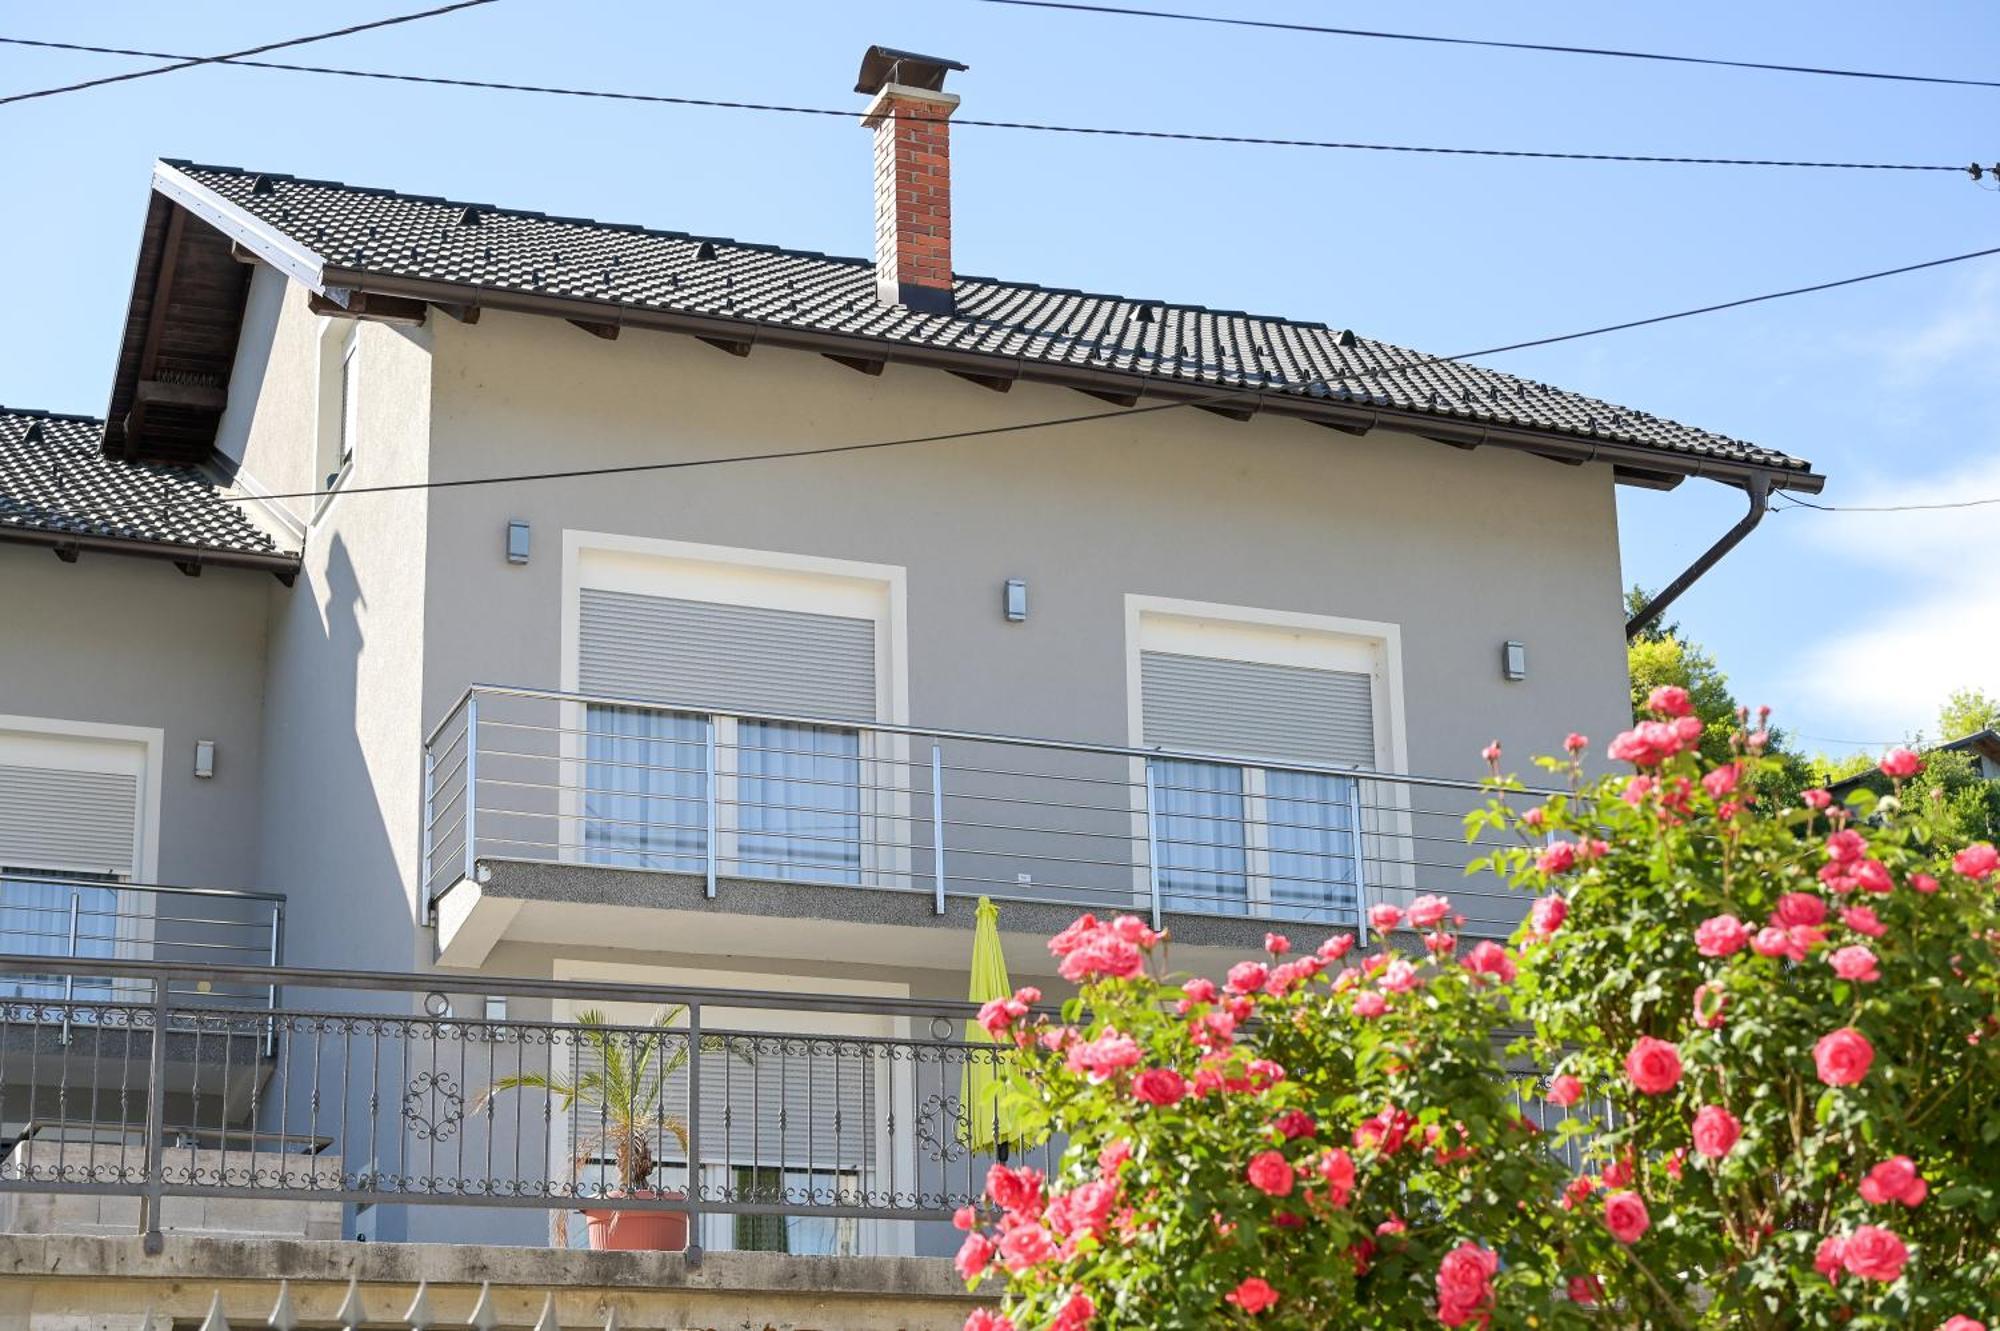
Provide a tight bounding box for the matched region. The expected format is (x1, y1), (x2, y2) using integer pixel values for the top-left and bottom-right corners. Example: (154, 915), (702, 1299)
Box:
(0, 45), (1820, 1291)
(1826, 728), (2000, 800)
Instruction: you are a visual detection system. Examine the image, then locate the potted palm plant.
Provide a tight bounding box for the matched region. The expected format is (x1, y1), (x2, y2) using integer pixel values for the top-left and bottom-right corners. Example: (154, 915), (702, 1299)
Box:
(480, 1006), (704, 1251)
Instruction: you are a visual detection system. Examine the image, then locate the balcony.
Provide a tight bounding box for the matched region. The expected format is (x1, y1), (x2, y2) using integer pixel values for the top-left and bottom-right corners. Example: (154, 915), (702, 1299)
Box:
(0, 875), (286, 1158)
(421, 687), (1534, 969)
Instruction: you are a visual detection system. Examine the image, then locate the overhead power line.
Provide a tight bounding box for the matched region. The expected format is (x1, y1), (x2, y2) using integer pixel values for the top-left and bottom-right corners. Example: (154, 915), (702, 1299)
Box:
(211, 241), (2000, 507)
(978, 0), (2000, 92)
(0, 36), (1979, 174)
(1778, 493), (2000, 514)
(0, 0), (498, 107)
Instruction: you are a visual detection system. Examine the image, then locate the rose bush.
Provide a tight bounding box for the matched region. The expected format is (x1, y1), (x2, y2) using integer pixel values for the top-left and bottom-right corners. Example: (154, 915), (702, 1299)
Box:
(966, 695), (2000, 1329)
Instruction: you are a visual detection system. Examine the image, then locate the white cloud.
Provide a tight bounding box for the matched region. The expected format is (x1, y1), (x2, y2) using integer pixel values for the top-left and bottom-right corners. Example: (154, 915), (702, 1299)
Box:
(1874, 267), (2000, 387)
(1785, 452), (2000, 741)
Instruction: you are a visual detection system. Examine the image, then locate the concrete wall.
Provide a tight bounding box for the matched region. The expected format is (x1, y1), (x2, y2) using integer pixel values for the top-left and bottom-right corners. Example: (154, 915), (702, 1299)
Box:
(0, 546), (271, 892)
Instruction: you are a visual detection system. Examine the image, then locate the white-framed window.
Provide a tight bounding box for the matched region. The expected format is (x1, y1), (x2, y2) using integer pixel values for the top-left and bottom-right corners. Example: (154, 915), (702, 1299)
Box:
(561, 535), (909, 889)
(336, 328), (359, 480)
(1124, 599), (1405, 924)
(0, 718), (162, 1000)
(311, 318), (360, 518)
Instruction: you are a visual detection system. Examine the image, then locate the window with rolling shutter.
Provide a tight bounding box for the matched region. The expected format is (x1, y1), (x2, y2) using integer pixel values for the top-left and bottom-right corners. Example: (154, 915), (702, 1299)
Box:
(576, 588), (881, 883)
(1139, 647), (1377, 924)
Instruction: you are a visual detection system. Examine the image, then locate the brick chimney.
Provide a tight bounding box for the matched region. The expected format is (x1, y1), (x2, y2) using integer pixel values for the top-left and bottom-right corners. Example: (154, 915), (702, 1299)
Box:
(855, 46), (968, 315)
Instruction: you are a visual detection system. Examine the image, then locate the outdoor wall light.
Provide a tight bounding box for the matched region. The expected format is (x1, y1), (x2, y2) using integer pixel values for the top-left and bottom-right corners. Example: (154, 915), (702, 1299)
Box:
(1004, 578), (1028, 623)
(1502, 640), (1528, 682)
(193, 739), (216, 779)
(506, 519), (531, 565)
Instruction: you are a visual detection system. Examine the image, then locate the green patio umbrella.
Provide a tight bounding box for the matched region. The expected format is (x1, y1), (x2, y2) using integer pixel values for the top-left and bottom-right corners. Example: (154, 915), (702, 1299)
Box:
(962, 896), (1032, 1158)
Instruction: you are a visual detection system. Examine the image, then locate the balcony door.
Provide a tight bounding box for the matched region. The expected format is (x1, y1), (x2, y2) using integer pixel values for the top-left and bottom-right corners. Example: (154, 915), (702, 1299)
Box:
(576, 586), (881, 886)
(1136, 620), (1387, 925)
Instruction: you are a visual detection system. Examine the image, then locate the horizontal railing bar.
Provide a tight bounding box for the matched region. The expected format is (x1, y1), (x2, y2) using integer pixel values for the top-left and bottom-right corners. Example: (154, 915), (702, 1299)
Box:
(446, 685), (1561, 795)
(0, 875), (285, 904)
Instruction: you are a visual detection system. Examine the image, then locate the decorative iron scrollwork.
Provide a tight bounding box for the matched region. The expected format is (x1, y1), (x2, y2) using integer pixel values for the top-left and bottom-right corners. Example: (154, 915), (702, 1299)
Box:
(404, 1070), (465, 1142)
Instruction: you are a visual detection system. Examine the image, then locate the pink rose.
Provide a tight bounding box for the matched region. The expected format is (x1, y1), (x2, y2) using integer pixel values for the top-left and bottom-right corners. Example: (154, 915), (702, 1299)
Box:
(1131, 1067), (1187, 1107)
(1367, 902), (1404, 932)
(1181, 977), (1218, 1005)
(1314, 1148), (1356, 1206)
(1803, 788), (1833, 810)
(1859, 1156), (1927, 1207)
(1691, 1104), (1741, 1159)
(1352, 990), (1388, 1018)
(1225, 1277), (1279, 1315)
(1408, 894), (1453, 928)
(997, 1223), (1056, 1272)
(1050, 1290), (1093, 1331)
(1814, 1235), (1847, 1280)
(1318, 933), (1356, 962)
(1880, 747), (1924, 779)
(1955, 843), (1999, 881)
(1855, 859), (1894, 894)
(1273, 1110), (1316, 1141)
(1814, 1027), (1875, 1086)
(986, 1164), (1044, 1216)
(1246, 1150), (1295, 1197)
(1226, 961), (1270, 994)
(1703, 763), (1741, 798)
(1940, 1319), (1987, 1331)
(1263, 931), (1291, 956)
(1379, 959), (1423, 993)
(1775, 892), (1827, 928)
(1841, 905), (1886, 937)
(1480, 741), (1503, 766)
(1546, 1074), (1584, 1107)
(1829, 945), (1881, 983)
(954, 1230), (996, 1279)
(1911, 872), (1941, 894)
(1751, 926), (1796, 960)
(1464, 940), (1516, 984)
(1842, 1224), (1909, 1282)
(1566, 1275), (1603, 1306)
(1624, 1037), (1683, 1095)
(964, 1311), (1014, 1331)
(1109, 914), (1159, 946)
(1531, 894), (1569, 938)
(1696, 914), (1750, 957)
(1537, 841), (1579, 875)
(1647, 684), (1693, 718)
(1435, 1242), (1498, 1327)
(1673, 715), (1705, 744)
(1603, 1190), (1650, 1244)
(1565, 732), (1589, 754)
(1826, 829), (1868, 864)
(1066, 1029), (1142, 1083)
(1048, 914), (1101, 956)
(1056, 931), (1143, 983)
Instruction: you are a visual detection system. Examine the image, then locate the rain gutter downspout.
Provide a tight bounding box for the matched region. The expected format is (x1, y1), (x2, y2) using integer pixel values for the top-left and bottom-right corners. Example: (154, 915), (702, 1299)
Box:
(1625, 473), (1771, 640)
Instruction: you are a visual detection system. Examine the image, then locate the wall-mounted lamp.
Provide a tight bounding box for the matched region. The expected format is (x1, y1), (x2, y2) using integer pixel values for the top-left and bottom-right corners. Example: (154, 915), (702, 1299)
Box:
(505, 520), (531, 565)
(1003, 578), (1028, 623)
(193, 739), (216, 779)
(1501, 641), (1528, 682)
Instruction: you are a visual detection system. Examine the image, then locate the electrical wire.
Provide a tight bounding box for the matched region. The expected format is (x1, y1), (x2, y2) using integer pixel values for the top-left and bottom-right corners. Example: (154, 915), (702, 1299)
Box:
(0, 35), (1975, 173)
(1777, 493), (2000, 514)
(977, 0), (2000, 92)
(0, 0), (499, 107)
(210, 241), (2000, 507)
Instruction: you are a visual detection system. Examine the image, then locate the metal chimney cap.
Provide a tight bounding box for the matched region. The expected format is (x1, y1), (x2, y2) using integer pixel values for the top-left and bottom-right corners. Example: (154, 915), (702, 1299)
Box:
(855, 45), (968, 95)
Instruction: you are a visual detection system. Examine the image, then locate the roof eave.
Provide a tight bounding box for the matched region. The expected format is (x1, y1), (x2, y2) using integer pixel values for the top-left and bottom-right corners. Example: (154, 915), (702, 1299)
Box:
(0, 524), (302, 580)
(323, 263), (1825, 496)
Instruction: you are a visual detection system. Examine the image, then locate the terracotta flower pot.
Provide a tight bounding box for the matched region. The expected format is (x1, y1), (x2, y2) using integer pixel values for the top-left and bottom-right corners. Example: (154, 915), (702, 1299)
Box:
(582, 1189), (689, 1251)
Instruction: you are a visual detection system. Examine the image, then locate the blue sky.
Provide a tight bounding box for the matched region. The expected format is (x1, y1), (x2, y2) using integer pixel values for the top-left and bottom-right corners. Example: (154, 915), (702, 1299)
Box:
(4, 1), (1995, 754)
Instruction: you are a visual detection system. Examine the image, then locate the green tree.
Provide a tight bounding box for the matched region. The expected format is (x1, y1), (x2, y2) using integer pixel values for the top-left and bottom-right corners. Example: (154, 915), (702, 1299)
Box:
(1624, 585), (1814, 800)
(1937, 687), (2000, 743)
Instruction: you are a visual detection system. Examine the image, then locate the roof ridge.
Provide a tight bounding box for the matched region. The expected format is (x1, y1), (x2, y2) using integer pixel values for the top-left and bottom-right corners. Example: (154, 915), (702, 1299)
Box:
(0, 405), (106, 428)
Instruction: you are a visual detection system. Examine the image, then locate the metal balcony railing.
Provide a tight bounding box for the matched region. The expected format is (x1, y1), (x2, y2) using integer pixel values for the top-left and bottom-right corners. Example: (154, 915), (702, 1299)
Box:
(423, 686), (1542, 938)
(0, 873), (284, 1011)
(0, 953), (1059, 1257)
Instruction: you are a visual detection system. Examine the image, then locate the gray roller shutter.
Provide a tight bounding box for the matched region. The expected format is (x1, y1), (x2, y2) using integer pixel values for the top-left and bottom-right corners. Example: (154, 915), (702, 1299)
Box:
(1141, 651), (1376, 767)
(0, 764), (139, 876)
(579, 590), (877, 721)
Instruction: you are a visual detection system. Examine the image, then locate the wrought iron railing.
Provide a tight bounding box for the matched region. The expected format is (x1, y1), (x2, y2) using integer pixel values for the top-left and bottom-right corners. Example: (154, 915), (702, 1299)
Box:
(0, 873), (283, 1010)
(423, 686), (1541, 938)
(0, 954), (1056, 1258)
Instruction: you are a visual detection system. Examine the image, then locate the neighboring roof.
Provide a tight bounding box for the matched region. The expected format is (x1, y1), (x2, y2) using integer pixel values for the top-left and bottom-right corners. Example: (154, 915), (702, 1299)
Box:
(0, 406), (297, 575)
(145, 159), (1820, 491)
(1826, 728), (2000, 796)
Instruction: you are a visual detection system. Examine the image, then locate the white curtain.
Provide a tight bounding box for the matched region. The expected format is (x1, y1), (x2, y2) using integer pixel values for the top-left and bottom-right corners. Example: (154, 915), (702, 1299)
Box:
(1153, 759), (1248, 915)
(735, 722), (861, 884)
(1265, 770), (1359, 923)
(584, 707), (707, 872)
(0, 869), (120, 1001)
